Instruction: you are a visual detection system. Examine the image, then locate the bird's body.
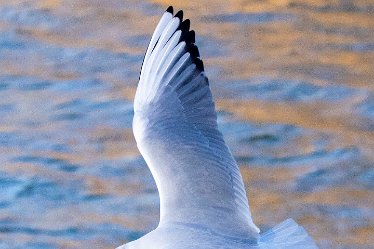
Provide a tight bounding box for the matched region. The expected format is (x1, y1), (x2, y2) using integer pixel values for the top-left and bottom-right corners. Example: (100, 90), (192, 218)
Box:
(117, 6), (318, 249)
(120, 219), (317, 249)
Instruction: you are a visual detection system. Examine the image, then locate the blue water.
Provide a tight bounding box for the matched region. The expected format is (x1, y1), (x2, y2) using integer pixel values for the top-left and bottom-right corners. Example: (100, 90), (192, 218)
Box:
(0, 1), (373, 248)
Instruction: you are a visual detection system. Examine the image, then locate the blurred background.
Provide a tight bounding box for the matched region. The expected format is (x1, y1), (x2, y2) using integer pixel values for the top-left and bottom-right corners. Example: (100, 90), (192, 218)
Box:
(0, 0), (373, 248)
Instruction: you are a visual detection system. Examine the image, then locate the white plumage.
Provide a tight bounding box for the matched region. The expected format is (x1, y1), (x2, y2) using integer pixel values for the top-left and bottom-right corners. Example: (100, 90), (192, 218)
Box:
(117, 6), (318, 249)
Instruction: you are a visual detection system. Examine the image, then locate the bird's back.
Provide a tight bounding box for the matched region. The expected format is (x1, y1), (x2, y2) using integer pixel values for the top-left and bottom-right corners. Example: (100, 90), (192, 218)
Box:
(119, 219), (317, 249)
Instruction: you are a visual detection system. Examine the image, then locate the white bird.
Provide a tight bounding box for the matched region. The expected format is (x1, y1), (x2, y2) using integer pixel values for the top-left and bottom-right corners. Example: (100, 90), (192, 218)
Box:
(117, 6), (318, 249)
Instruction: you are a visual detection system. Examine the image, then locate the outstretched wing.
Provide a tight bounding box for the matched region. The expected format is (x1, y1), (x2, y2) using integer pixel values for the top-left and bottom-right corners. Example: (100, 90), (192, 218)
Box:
(133, 6), (259, 235)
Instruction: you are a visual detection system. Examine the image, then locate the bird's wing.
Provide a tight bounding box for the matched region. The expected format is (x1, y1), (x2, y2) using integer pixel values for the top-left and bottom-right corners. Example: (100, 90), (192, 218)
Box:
(133, 6), (259, 235)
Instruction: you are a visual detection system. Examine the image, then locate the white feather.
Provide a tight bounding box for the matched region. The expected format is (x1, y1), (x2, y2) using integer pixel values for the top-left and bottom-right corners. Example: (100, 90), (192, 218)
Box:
(122, 7), (319, 249)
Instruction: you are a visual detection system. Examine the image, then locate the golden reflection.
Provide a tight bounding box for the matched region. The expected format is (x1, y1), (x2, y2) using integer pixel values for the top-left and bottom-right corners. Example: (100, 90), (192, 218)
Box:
(0, 0), (373, 248)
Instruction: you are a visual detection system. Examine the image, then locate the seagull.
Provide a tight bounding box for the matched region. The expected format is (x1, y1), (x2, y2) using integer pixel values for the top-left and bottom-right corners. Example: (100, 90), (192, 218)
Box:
(117, 6), (318, 249)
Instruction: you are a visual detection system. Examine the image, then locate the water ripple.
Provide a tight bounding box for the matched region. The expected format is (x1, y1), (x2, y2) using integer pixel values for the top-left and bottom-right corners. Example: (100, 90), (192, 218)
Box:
(202, 12), (295, 24)
(12, 156), (80, 172)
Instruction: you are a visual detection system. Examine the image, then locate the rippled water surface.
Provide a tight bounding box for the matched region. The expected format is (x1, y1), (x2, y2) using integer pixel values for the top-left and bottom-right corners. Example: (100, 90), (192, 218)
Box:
(0, 1), (373, 248)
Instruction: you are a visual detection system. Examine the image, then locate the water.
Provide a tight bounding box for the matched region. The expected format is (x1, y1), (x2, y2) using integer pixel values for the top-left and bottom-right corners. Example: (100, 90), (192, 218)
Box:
(0, 0), (373, 248)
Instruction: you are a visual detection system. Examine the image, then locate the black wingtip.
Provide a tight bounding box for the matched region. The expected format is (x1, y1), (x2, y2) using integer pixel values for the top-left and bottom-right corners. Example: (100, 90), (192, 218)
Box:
(187, 30), (195, 43)
(179, 19), (190, 33)
(180, 30), (194, 44)
(175, 10), (183, 20)
(194, 57), (204, 72)
(166, 6), (173, 14)
(180, 29), (194, 44)
(187, 43), (200, 58)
